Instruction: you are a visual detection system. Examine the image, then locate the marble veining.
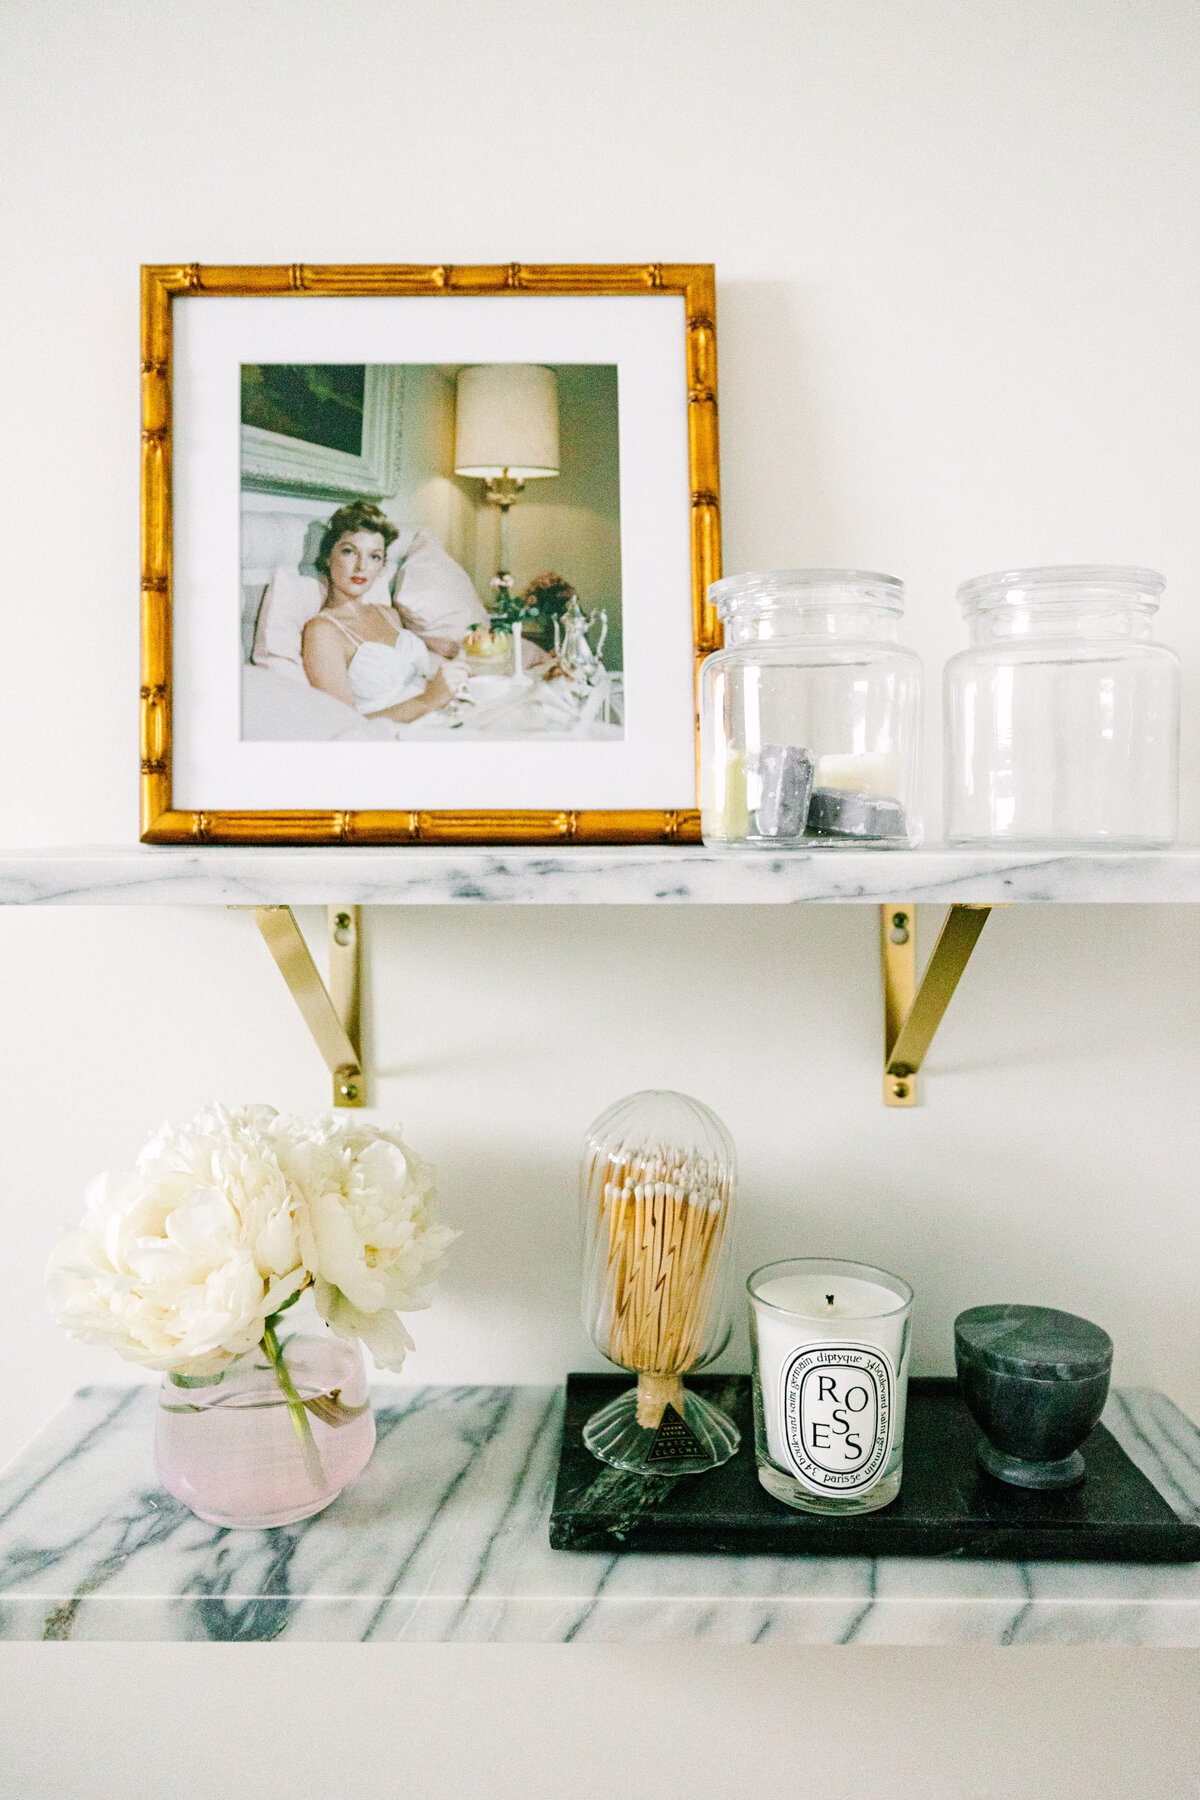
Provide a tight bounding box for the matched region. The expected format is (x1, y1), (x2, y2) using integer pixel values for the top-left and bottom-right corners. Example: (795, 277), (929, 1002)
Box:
(3, 845), (1200, 906)
(1, 1385), (1199, 1644)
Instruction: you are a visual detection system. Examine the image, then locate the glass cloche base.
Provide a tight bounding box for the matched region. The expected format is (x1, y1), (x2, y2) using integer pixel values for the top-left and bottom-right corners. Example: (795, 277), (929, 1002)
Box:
(582, 1382), (740, 1477)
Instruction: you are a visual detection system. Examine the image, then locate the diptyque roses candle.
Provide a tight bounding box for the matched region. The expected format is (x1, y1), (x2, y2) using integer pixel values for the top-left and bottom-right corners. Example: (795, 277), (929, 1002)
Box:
(749, 1258), (913, 1514)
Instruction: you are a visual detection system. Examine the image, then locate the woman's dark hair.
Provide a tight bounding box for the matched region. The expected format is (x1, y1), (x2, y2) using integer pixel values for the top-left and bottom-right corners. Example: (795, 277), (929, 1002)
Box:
(315, 500), (399, 575)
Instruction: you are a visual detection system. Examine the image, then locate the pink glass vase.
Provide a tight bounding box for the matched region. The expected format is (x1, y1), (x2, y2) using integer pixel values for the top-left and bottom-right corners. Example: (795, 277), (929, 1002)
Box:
(155, 1333), (376, 1529)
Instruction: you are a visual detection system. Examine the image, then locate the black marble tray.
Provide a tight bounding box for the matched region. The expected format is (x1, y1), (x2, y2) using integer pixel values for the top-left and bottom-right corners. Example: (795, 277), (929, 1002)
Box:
(550, 1374), (1200, 1561)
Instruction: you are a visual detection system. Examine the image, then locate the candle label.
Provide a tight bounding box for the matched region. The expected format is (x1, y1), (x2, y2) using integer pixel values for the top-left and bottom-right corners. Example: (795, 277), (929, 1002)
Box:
(779, 1343), (895, 1493)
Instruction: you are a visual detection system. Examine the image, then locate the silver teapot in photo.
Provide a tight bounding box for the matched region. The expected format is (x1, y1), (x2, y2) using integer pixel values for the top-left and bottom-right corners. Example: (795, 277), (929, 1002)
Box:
(554, 596), (608, 680)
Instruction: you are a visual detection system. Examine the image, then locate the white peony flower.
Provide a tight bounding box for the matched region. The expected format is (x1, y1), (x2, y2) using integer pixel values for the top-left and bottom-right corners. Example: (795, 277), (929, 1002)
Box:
(134, 1104), (305, 1285)
(47, 1165), (306, 1376)
(279, 1116), (458, 1373)
(48, 1105), (455, 1378)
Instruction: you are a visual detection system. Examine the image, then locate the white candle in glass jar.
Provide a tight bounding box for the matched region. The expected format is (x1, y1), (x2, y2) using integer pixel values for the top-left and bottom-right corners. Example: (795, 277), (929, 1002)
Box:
(815, 753), (904, 799)
(749, 1259), (913, 1503)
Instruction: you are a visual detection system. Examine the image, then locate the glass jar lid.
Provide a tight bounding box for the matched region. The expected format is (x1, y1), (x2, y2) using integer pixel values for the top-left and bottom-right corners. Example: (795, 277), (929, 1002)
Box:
(957, 565), (1164, 616)
(709, 569), (905, 622)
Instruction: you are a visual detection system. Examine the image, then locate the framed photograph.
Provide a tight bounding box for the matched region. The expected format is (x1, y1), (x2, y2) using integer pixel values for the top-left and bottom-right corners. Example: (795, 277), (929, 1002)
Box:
(140, 263), (721, 845)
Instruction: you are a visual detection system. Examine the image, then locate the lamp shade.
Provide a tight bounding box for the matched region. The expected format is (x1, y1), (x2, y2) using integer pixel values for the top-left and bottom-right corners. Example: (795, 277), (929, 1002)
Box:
(454, 364), (559, 480)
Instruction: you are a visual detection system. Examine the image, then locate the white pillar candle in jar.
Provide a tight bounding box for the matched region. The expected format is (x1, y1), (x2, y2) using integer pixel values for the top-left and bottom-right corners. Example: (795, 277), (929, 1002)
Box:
(814, 752), (904, 799)
(748, 1258), (913, 1515)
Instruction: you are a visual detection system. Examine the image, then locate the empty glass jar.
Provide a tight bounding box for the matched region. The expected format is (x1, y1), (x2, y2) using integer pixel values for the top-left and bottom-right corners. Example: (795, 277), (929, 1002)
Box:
(944, 566), (1179, 848)
(700, 572), (923, 848)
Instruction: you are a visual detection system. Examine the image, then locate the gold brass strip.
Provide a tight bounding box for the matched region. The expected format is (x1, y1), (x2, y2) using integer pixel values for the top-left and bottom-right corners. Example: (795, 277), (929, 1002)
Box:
(881, 904), (917, 1107)
(142, 808), (704, 845)
(883, 904), (992, 1107)
(250, 906), (364, 1108)
(327, 905), (363, 1104)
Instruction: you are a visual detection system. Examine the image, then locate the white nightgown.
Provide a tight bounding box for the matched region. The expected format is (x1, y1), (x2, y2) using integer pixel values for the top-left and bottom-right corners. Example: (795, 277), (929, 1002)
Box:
(318, 612), (436, 715)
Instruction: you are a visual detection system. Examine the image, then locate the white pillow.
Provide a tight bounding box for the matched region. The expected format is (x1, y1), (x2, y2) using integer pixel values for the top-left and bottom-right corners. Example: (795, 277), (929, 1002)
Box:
(250, 564), (397, 683)
(250, 567), (327, 683)
(250, 530), (484, 681)
(394, 529), (490, 641)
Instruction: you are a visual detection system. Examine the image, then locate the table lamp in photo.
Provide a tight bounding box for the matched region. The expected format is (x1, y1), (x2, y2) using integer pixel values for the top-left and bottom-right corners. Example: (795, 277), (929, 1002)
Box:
(454, 363), (560, 588)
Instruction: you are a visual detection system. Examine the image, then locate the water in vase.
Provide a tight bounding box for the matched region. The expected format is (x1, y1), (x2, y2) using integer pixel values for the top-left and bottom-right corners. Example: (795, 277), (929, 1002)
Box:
(155, 1334), (376, 1529)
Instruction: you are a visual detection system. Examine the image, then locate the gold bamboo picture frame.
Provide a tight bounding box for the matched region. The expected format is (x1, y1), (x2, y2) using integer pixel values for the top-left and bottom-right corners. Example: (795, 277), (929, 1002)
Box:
(140, 263), (721, 845)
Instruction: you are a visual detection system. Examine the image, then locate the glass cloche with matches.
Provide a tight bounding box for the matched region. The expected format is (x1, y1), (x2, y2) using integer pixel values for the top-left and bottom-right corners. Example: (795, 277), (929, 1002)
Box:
(579, 1090), (740, 1475)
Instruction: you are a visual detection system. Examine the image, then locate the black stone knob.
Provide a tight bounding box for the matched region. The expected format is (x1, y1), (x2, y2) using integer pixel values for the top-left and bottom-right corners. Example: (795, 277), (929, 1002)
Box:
(954, 1305), (1113, 1490)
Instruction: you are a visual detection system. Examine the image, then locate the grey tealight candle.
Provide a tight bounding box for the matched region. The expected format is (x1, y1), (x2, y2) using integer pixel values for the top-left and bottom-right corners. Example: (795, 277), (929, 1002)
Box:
(954, 1305), (1113, 1490)
(805, 788), (907, 841)
(753, 746), (815, 839)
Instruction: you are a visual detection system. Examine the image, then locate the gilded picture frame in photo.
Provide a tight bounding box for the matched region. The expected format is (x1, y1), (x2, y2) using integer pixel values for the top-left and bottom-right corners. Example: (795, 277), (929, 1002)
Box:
(140, 263), (722, 845)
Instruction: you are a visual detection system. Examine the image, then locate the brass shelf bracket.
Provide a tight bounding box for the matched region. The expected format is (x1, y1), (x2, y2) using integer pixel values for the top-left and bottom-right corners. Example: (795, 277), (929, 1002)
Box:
(245, 905), (365, 1107)
(881, 903), (991, 1106)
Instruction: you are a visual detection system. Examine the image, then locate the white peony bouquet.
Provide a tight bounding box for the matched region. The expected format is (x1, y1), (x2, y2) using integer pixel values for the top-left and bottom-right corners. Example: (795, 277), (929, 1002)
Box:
(47, 1105), (457, 1403)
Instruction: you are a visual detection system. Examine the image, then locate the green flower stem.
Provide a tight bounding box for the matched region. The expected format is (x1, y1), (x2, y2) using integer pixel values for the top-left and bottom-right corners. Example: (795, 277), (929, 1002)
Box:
(261, 1321), (324, 1488)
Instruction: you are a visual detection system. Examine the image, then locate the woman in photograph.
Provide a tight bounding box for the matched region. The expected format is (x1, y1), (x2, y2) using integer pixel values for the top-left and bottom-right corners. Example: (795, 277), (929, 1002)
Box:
(301, 501), (458, 724)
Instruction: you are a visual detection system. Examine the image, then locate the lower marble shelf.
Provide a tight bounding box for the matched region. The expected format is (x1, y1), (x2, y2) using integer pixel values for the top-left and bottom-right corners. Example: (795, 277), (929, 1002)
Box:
(2, 1384), (1199, 1645)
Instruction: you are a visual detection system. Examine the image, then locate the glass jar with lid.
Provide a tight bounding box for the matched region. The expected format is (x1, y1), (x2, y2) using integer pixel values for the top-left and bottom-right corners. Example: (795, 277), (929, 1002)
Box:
(944, 566), (1179, 848)
(699, 571), (923, 848)
(580, 1089), (739, 1475)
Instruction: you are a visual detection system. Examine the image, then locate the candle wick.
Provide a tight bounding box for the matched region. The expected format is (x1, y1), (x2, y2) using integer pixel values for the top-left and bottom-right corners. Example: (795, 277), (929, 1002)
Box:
(826, 1294), (834, 1306)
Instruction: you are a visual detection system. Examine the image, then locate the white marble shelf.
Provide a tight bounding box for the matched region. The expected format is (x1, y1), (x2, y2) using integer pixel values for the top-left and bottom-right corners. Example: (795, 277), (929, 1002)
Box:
(3, 845), (1200, 906)
(2, 1385), (1200, 1644)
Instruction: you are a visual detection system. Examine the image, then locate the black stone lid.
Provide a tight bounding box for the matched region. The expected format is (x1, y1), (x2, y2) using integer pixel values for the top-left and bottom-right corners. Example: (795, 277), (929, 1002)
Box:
(954, 1305), (1113, 1380)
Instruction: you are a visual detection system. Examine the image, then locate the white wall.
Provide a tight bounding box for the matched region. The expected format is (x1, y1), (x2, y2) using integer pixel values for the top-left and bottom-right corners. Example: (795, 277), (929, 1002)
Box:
(390, 364), (478, 563)
(3, 2), (1200, 1793)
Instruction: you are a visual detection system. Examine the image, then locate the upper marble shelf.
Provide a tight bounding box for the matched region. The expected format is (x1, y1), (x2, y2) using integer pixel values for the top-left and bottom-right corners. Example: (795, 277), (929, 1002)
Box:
(2, 845), (1200, 906)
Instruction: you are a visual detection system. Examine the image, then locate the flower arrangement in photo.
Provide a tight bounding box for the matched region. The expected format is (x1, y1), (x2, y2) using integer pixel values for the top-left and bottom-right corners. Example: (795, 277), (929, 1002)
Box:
(520, 570), (576, 626)
(481, 569), (577, 636)
(46, 1105), (457, 1467)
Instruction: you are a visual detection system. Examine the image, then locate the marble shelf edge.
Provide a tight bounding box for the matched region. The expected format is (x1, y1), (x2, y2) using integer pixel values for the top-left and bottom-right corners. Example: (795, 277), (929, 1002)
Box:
(2, 846), (1200, 906)
(1, 1385), (1199, 1647)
